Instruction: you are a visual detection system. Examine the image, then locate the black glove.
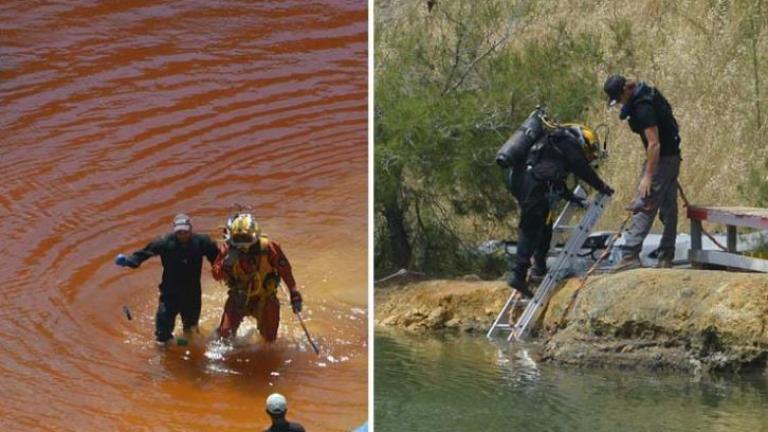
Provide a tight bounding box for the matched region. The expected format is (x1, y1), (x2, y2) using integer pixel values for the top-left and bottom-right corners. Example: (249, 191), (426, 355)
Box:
(598, 184), (615, 197)
(290, 290), (303, 313)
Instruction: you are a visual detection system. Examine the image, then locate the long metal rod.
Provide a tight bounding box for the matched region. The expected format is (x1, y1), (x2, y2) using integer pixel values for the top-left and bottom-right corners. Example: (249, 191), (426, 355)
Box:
(279, 284), (320, 355)
(295, 311), (320, 355)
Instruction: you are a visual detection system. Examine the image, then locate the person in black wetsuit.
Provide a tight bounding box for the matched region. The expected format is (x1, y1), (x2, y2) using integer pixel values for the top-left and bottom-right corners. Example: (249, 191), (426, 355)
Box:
(507, 126), (614, 298)
(263, 393), (306, 432)
(115, 214), (219, 344)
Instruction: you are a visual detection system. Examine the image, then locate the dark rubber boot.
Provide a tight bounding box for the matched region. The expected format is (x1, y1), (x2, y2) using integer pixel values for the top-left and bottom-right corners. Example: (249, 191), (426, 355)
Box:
(655, 249), (674, 268)
(507, 272), (534, 299)
(530, 258), (548, 281)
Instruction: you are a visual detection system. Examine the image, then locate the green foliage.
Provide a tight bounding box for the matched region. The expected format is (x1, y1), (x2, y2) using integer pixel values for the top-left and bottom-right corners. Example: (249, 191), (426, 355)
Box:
(375, 0), (605, 278)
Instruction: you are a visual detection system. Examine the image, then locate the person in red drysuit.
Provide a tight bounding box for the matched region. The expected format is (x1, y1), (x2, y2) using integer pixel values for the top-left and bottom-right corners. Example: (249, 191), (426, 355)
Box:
(212, 213), (302, 341)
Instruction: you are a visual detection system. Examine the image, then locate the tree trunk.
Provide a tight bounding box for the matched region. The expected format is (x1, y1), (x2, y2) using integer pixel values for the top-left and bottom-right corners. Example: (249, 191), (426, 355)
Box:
(383, 205), (412, 269)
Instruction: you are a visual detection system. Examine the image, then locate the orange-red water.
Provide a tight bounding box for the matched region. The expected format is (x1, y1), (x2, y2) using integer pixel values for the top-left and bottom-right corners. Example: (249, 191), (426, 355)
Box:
(0, 1), (368, 430)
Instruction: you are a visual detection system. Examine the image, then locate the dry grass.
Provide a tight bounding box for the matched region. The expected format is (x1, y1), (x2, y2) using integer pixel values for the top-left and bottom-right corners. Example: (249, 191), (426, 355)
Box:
(538, 0), (768, 229)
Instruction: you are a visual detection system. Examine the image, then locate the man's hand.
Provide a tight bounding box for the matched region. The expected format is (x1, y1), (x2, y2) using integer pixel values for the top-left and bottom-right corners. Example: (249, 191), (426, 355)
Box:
(290, 290), (303, 314)
(115, 254), (129, 267)
(638, 174), (652, 198)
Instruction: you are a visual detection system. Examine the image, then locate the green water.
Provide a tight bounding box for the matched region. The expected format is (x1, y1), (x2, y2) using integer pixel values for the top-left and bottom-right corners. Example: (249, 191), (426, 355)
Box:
(375, 330), (768, 432)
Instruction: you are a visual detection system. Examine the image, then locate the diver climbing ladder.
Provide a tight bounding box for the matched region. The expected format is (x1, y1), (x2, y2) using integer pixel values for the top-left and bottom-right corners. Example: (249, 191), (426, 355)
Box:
(487, 187), (610, 341)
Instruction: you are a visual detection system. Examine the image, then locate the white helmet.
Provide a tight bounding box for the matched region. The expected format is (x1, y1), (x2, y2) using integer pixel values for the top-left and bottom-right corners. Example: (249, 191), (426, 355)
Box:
(266, 393), (287, 415)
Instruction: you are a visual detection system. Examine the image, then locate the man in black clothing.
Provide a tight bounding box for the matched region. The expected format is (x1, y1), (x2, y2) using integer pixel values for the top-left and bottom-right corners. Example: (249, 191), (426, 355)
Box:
(263, 393), (306, 432)
(603, 75), (682, 270)
(115, 214), (220, 344)
(507, 126), (614, 298)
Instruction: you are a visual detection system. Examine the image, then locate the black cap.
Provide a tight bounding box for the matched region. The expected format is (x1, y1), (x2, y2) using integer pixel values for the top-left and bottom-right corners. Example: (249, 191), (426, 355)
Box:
(603, 74), (626, 107)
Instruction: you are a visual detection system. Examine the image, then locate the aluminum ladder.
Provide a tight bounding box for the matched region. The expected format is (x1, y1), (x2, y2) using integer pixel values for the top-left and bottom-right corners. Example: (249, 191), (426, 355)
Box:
(487, 187), (610, 341)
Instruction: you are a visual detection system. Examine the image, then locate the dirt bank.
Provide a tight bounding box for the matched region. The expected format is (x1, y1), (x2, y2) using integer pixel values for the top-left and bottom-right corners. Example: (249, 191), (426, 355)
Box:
(375, 269), (768, 373)
(375, 278), (509, 332)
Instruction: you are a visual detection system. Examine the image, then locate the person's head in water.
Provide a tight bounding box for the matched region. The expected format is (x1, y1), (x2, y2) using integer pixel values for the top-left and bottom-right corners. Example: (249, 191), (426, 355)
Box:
(263, 393), (306, 431)
(603, 74), (637, 107)
(173, 213), (192, 243)
(266, 393), (288, 423)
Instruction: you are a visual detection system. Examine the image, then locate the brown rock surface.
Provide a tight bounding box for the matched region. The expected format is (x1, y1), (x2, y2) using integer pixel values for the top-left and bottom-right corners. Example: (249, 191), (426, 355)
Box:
(375, 269), (768, 373)
(543, 269), (768, 373)
(375, 279), (509, 332)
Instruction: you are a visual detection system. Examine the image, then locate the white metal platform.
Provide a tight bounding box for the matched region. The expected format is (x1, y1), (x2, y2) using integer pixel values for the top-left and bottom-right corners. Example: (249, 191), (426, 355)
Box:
(687, 206), (768, 272)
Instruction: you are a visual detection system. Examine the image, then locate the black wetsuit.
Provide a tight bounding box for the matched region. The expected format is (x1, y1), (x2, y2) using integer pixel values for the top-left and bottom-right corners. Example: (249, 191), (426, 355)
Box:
(263, 421), (306, 432)
(509, 128), (609, 281)
(126, 233), (219, 342)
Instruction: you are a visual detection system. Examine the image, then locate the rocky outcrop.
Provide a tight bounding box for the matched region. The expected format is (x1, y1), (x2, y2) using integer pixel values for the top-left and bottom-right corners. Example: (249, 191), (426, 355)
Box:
(543, 269), (768, 373)
(375, 279), (509, 332)
(375, 269), (768, 373)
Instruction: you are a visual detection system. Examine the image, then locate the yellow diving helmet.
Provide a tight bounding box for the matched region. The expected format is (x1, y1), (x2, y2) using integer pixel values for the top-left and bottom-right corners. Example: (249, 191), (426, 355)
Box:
(563, 123), (602, 165)
(226, 213), (261, 250)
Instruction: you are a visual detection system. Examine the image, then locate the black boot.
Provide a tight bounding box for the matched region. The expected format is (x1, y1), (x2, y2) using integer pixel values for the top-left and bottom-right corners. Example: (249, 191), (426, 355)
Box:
(656, 249), (674, 268)
(507, 272), (534, 299)
(530, 258), (548, 280)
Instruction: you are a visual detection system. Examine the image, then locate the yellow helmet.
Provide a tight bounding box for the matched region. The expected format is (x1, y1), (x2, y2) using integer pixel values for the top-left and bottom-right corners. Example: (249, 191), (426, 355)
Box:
(563, 123), (601, 164)
(581, 126), (597, 147)
(580, 126), (602, 164)
(226, 213), (261, 250)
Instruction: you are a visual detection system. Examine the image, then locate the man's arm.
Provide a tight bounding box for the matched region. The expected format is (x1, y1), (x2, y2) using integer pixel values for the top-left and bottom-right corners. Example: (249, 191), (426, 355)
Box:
(201, 235), (221, 265)
(556, 136), (612, 195)
(268, 241), (303, 313)
(639, 125), (661, 197)
(632, 102), (660, 197)
(123, 238), (164, 268)
(268, 241), (297, 291)
(211, 243), (231, 281)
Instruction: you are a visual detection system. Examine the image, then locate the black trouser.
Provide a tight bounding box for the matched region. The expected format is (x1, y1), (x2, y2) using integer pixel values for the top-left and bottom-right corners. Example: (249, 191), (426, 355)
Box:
(513, 173), (552, 280)
(155, 291), (201, 342)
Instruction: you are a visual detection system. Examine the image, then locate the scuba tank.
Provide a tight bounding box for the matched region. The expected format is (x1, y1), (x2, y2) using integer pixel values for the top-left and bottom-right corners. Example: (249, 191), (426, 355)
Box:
(495, 106), (547, 169)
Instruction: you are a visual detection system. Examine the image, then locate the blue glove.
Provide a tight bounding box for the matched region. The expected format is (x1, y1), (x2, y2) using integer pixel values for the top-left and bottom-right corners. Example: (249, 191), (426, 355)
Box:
(115, 254), (129, 267)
